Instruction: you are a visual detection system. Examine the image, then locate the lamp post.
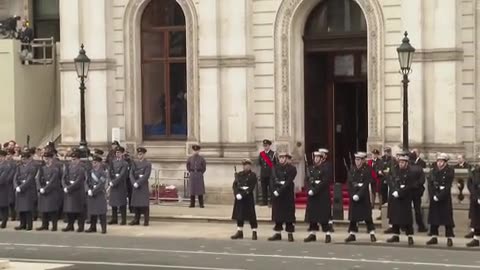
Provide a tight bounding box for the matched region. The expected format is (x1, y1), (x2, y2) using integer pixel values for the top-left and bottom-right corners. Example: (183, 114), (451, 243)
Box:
(397, 32), (415, 151)
(74, 44), (91, 158)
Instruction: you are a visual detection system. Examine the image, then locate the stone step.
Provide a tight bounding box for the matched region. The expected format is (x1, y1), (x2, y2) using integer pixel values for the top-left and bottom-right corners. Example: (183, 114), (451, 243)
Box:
(0, 260), (10, 269)
(5, 262), (72, 270)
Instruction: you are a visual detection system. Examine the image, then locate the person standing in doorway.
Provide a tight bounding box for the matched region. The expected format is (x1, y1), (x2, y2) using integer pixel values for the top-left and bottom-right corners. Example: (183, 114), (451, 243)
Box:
(187, 144), (206, 208)
(257, 139), (276, 206)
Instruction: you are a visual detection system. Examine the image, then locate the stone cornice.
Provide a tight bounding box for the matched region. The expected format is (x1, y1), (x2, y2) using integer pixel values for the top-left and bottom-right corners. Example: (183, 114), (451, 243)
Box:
(198, 55), (255, 68)
(413, 48), (464, 62)
(58, 58), (117, 71)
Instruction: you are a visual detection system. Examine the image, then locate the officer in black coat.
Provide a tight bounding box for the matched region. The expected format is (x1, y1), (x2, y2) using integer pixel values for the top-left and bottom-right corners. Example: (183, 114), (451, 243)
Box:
(0, 150), (10, 229)
(304, 151), (333, 243)
(268, 152), (297, 242)
(230, 159), (258, 240)
(380, 147), (393, 205)
(14, 151), (39, 231)
(409, 150), (428, 232)
(257, 139), (276, 206)
(426, 153), (455, 247)
(36, 152), (62, 231)
(345, 152), (376, 243)
(466, 159), (480, 247)
(454, 154), (475, 239)
(386, 155), (423, 246)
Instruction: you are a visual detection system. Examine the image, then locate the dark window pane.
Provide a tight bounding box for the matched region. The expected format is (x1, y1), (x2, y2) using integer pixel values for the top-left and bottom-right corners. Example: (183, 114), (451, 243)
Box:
(141, 0), (185, 28)
(142, 32), (165, 59)
(34, 0), (59, 19)
(169, 63), (187, 136)
(142, 62), (167, 138)
(34, 20), (60, 40)
(169, 31), (186, 57)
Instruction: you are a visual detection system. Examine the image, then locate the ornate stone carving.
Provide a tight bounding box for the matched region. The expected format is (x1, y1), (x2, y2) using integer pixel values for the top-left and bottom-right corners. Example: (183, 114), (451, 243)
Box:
(274, 0), (385, 143)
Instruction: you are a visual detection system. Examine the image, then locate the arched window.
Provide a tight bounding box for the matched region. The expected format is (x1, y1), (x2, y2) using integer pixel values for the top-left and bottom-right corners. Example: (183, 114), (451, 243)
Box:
(304, 0), (367, 37)
(141, 0), (187, 140)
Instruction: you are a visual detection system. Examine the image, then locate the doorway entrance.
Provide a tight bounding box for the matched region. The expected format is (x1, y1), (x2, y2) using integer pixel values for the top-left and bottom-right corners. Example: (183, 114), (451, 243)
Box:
(303, 0), (368, 183)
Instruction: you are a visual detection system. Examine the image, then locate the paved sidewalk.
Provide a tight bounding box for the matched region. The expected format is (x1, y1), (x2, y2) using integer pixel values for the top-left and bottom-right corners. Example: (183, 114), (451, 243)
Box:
(145, 203), (381, 225)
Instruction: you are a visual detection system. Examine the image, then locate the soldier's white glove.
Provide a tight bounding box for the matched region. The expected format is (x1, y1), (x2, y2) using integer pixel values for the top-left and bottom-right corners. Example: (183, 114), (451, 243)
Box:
(352, 194), (359, 201)
(88, 190), (93, 197)
(273, 191), (280, 197)
(236, 194), (242, 200)
(392, 191), (399, 198)
(40, 188), (45, 194)
(308, 190), (314, 196)
(134, 183), (139, 189)
(433, 195), (439, 202)
(477, 198), (480, 205)
(64, 187), (68, 194)
(109, 182), (113, 187)
(16, 187), (21, 193)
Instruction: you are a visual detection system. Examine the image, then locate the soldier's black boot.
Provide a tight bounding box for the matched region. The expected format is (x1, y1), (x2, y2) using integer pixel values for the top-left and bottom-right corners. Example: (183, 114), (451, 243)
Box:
(199, 196), (205, 208)
(9, 204), (16, 221)
(288, 233), (294, 242)
(383, 227), (394, 234)
(77, 214), (85, 233)
(100, 215), (107, 234)
(143, 207), (149, 226)
(189, 196), (195, 208)
(466, 239), (479, 247)
(129, 209), (140, 226)
(370, 234), (377, 242)
(268, 233), (282, 241)
(447, 238), (453, 247)
(304, 234), (316, 243)
(408, 236), (414, 246)
(464, 231), (474, 239)
(51, 213), (58, 232)
(36, 213), (49, 231)
(230, 231), (243, 240)
(252, 231), (257, 240)
(426, 237), (438, 245)
(386, 235), (400, 243)
(325, 234), (332, 243)
(85, 216), (97, 233)
(120, 206), (127, 225)
(14, 213), (25, 230)
(344, 234), (356, 243)
(0, 208), (8, 228)
(25, 212), (33, 231)
(108, 207), (118, 225)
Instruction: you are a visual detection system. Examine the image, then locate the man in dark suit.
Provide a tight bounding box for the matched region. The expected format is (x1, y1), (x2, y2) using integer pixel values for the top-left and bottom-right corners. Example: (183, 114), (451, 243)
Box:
(409, 149), (428, 232)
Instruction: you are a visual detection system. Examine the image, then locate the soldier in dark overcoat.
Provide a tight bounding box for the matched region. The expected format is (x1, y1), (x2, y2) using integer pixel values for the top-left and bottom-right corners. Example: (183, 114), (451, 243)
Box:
(186, 144), (206, 208)
(108, 146), (128, 225)
(85, 156), (108, 234)
(6, 149), (17, 221)
(385, 155), (423, 246)
(380, 147), (393, 205)
(62, 151), (87, 232)
(36, 152), (61, 231)
(0, 150), (11, 228)
(467, 157), (480, 247)
(257, 139), (276, 206)
(14, 151), (38, 231)
(268, 152), (297, 242)
(345, 152), (376, 243)
(304, 151), (333, 243)
(129, 147), (152, 226)
(454, 154), (476, 239)
(426, 153), (455, 247)
(230, 159), (258, 240)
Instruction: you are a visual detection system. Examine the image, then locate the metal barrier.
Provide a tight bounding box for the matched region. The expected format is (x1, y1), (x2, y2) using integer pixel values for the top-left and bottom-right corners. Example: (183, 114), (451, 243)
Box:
(19, 37), (55, 65)
(148, 168), (190, 204)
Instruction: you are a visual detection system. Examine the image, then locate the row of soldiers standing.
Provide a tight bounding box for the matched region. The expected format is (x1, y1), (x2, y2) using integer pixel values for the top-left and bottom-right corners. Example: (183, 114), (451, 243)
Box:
(0, 141), (152, 234)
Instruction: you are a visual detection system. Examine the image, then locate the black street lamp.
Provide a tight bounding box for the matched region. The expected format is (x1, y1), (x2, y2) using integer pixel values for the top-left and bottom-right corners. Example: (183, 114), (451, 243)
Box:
(74, 44), (91, 158)
(397, 31), (415, 151)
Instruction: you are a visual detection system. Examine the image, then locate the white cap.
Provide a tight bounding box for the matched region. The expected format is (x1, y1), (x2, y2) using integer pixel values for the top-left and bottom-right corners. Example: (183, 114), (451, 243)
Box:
(313, 151), (322, 156)
(318, 148), (329, 154)
(354, 152), (367, 159)
(437, 153), (449, 161)
(398, 156), (409, 161)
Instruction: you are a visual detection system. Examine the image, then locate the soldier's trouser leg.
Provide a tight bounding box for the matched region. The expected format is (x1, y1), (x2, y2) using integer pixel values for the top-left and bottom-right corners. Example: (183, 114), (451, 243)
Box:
(109, 207), (118, 223)
(89, 215), (97, 231)
(249, 218), (258, 229)
(260, 178), (270, 205)
(365, 218), (375, 233)
(285, 223), (295, 233)
(474, 228), (480, 236)
(76, 211), (85, 232)
(33, 202), (38, 221)
(127, 179), (133, 213)
(445, 226), (455, 238)
(0, 207), (8, 228)
(25, 211), (33, 230)
(237, 220), (244, 227)
(403, 224), (414, 236)
(16, 212), (26, 229)
(412, 193), (426, 229)
(119, 205), (127, 224)
(37, 213), (49, 229)
(189, 196), (195, 207)
(132, 208), (141, 222)
(50, 212), (58, 231)
(99, 214), (107, 233)
(143, 207), (149, 226)
(308, 222), (319, 232)
(273, 223), (283, 232)
(348, 221), (359, 233)
(321, 223), (331, 233)
(391, 225), (401, 235)
(380, 183), (388, 205)
(198, 196), (204, 208)
(9, 203), (16, 220)
(430, 225), (439, 236)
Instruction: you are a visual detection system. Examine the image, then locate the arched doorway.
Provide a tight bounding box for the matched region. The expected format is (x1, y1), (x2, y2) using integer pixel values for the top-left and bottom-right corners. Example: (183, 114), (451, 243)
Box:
(140, 0), (188, 140)
(304, 0), (368, 182)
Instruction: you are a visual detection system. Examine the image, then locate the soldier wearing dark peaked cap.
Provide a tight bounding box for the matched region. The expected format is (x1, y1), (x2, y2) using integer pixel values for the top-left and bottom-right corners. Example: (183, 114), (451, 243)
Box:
(187, 144), (206, 208)
(85, 155), (108, 234)
(0, 150), (11, 228)
(230, 159), (258, 240)
(258, 139), (276, 206)
(61, 151), (87, 232)
(108, 146), (129, 225)
(129, 147), (152, 226)
(36, 152), (62, 231)
(345, 152), (376, 243)
(14, 151), (39, 231)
